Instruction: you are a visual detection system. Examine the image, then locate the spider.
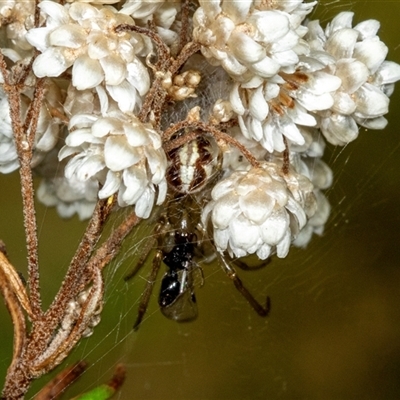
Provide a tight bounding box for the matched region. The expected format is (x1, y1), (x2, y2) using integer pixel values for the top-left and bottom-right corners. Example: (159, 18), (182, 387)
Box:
(117, 15), (273, 330)
(125, 135), (271, 330)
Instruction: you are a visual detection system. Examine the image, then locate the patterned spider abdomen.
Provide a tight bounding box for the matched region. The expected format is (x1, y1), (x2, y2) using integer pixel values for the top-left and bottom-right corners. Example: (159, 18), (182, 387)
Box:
(166, 135), (219, 194)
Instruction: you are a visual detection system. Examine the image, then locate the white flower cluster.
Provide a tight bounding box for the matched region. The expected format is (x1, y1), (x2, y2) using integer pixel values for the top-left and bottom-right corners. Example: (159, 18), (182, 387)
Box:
(26, 1), (151, 112)
(306, 14), (400, 144)
(202, 162), (316, 260)
(1, 0), (399, 260)
(59, 87), (168, 218)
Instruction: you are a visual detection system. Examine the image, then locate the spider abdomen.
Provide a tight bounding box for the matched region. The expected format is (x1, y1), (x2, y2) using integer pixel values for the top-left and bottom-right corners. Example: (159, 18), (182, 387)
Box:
(166, 136), (219, 194)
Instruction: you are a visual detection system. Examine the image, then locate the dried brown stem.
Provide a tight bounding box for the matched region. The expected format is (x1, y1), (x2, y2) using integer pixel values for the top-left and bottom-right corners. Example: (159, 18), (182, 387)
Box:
(86, 211), (141, 273)
(0, 50), (49, 319)
(0, 250), (33, 319)
(282, 136), (290, 175)
(6, 78), (43, 319)
(170, 41), (200, 76)
(140, 79), (166, 128)
(33, 268), (104, 375)
(45, 197), (114, 329)
(0, 50), (10, 82)
(162, 129), (199, 153)
(115, 24), (172, 126)
(0, 260), (27, 382)
(115, 24), (200, 129)
(23, 78), (46, 148)
(16, 50), (39, 88)
(34, 0), (40, 28)
(17, 157), (40, 314)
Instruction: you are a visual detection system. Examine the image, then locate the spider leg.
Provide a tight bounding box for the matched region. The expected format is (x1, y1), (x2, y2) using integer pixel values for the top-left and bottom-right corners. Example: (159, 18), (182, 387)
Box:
(124, 237), (157, 282)
(234, 257), (271, 271)
(124, 218), (166, 282)
(218, 253), (270, 317)
(133, 249), (163, 331)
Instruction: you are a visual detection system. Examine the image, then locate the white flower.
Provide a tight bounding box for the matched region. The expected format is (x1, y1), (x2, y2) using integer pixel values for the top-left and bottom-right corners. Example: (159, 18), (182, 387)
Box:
(37, 175), (98, 220)
(230, 67), (341, 152)
(59, 105), (167, 218)
(120, 0), (163, 19)
(291, 129), (333, 191)
(289, 128), (333, 247)
(35, 146), (98, 220)
(293, 189), (330, 248)
(120, 0), (181, 46)
(26, 1), (151, 112)
(202, 162), (316, 260)
(306, 12), (400, 145)
(193, 0), (316, 82)
(63, 85), (105, 119)
(289, 126), (326, 158)
(1, 0), (36, 52)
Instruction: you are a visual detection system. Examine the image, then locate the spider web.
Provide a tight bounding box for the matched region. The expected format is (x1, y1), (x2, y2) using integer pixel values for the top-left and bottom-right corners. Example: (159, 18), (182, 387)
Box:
(1, 1), (400, 399)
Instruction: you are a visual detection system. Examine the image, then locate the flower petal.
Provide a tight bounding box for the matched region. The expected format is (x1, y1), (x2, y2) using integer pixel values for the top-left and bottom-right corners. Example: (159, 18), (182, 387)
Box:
(32, 47), (73, 77)
(72, 55), (104, 90)
(104, 136), (141, 171)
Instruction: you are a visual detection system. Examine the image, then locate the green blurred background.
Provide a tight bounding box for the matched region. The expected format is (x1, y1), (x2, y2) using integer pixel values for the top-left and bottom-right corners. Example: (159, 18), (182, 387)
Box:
(1, 1), (400, 399)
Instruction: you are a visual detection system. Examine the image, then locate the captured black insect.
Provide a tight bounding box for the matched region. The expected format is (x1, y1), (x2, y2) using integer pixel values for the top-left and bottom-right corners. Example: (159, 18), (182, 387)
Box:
(158, 230), (199, 321)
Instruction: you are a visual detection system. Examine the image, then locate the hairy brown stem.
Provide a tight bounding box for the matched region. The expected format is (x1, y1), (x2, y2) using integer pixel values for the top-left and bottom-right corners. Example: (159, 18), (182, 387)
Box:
(34, 0), (40, 27)
(86, 211), (141, 273)
(0, 250), (33, 319)
(0, 50), (9, 81)
(7, 83), (43, 319)
(32, 268), (104, 376)
(0, 262), (27, 378)
(282, 136), (290, 175)
(23, 78), (45, 148)
(16, 50), (40, 88)
(45, 197), (114, 329)
(0, 256), (29, 399)
(170, 41), (200, 76)
(0, 50), (49, 319)
(140, 78), (167, 128)
(115, 24), (172, 127)
(1, 196), (113, 399)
